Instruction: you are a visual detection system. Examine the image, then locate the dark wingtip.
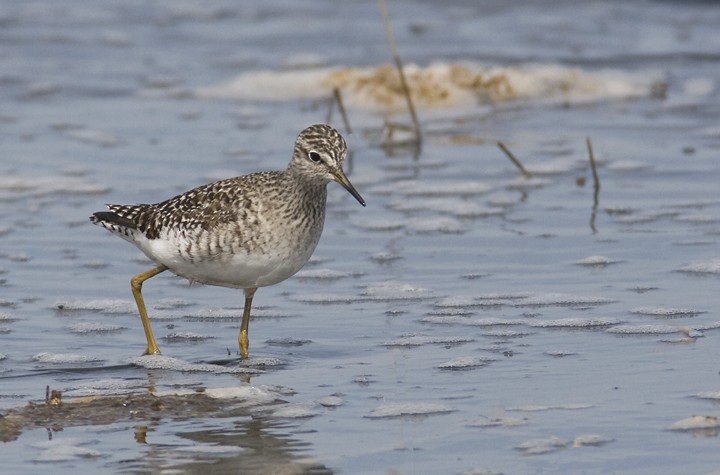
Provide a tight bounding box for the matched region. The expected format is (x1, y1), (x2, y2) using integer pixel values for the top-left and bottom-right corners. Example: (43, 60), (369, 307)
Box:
(90, 211), (137, 230)
(90, 211), (112, 222)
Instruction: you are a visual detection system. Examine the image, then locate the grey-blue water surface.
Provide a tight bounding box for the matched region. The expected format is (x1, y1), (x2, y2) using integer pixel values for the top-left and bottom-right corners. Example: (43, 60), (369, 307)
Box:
(1, 1), (719, 474)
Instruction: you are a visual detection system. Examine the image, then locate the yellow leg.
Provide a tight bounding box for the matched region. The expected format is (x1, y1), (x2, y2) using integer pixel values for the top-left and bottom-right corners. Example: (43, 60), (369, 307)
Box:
(239, 287), (257, 359)
(130, 265), (168, 355)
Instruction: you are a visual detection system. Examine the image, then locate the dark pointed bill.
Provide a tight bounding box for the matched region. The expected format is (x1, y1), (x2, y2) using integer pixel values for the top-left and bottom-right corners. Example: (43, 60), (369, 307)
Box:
(331, 169), (366, 207)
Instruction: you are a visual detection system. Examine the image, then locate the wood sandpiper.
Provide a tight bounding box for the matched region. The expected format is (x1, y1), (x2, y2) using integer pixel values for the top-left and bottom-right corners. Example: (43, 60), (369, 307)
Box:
(90, 124), (365, 359)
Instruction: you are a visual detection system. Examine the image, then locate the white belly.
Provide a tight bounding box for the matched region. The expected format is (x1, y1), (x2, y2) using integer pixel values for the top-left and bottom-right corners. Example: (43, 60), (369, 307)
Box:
(136, 226), (320, 289)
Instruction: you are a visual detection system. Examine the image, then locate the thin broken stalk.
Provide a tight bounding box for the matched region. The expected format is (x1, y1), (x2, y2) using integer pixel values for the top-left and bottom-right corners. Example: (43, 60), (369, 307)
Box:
(333, 88), (352, 135)
(587, 137), (600, 233)
(497, 141), (531, 178)
(587, 137), (600, 203)
(326, 88), (355, 173)
(377, 0), (422, 145)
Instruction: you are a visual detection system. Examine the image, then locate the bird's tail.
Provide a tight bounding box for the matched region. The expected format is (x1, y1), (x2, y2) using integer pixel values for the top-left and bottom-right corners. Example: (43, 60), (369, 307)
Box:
(90, 206), (143, 240)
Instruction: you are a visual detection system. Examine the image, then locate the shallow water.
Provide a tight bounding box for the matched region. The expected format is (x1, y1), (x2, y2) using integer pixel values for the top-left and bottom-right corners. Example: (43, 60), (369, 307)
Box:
(1, 0), (720, 473)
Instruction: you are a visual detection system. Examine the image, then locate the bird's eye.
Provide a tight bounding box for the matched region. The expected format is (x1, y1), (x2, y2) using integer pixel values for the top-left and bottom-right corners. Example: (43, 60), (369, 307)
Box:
(308, 151), (321, 162)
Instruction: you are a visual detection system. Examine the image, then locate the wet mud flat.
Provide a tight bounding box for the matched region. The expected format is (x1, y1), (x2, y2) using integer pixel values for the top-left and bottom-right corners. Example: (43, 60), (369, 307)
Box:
(1, 384), (333, 474)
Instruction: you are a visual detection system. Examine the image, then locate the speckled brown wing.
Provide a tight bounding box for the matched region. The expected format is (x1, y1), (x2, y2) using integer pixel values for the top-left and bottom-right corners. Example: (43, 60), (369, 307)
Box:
(91, 174), (274, 241)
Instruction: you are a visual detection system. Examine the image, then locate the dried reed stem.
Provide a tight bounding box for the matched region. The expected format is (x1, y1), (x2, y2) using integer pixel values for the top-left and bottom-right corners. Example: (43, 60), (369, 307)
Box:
(497, 141), (531, 178)
(333, 88), (352, 135)
(586, 137), (600, 197)
(587, 137), (600, 233)
(377, 0), (422, 144)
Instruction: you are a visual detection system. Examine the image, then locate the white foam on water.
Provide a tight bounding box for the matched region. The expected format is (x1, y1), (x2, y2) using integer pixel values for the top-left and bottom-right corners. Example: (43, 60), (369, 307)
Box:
(183, 308), (244, 320)
(477, 292), (533, 302)
(572, 434), (614, 448)
(464, 415), (529, 428)
(669, 415), (720, 431)
(351, 218), (405, 232)
(56, 299), (178, 320)
(33, 352), (105, 364)
(366, 402), (455, 418)
(437, 356), (497, 369)
(56, 299), (137, 314)
(606, 160), (648, 172)
(294, 268), (355, 280)
(695, 392), (720, 400)
(362, 281), (434, 300)
(270, 403), (319, 419)
(498, 64), (660, 102)
(195, 62), (662, 111)
(383, 158), (449, 171)
(266, 337), (312, 347)
(527, 318), (622, 328)
(390, 198), (505, 218)
(574, 255), (623, 267)
(196, 68), (334, 101)
(69, 322), (125, 333)
(504, 176), (554, 190)
(606, 324), (683, 335)
(525, 157), (583, 176)
(293, 293), (360, 304)
(631, 307), (705, 317)
(515, 436), (568, 455)
(483, 329), (534, 338)
(202, 386), (279, 406)
(191, 307), (287, 320)
(0, 353), (6, 361)
(508, 403), (595, 412)
(421, 316), (518, 326)
(434, 296), (481, 308)
(424, 308), (475, 317)
(316, 396), (344, 407)
(282, 52), (330, 69)
(683, 77), (715, 96)
(163, 332), (215, 341)
(683, 328), (704, 338)
(391, 180), (494, 197)
(545, 350), (578, 357)
(421, 307), (474, 323)
(32, 438), (103, 462)
(0, 312), (16, 321)
(677, 258), (720, 274)
(405, 216), (468, 234)
(0, 176), (109, 199)
(382, 335), (474, 347)
(63, 128), (120, 147)
(368, 252), (402, 264)
(240, 357), (286, 368)
(694, 321), (720, 331)
(515, 293), (615, 307)
(63, 378), (149, 398)
(488, 194), (521, 208)
(130, 355), (257, 374)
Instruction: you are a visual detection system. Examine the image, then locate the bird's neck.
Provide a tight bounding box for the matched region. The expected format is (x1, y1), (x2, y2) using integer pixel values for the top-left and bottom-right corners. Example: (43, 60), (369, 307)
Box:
(280, 171), (328, 210)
